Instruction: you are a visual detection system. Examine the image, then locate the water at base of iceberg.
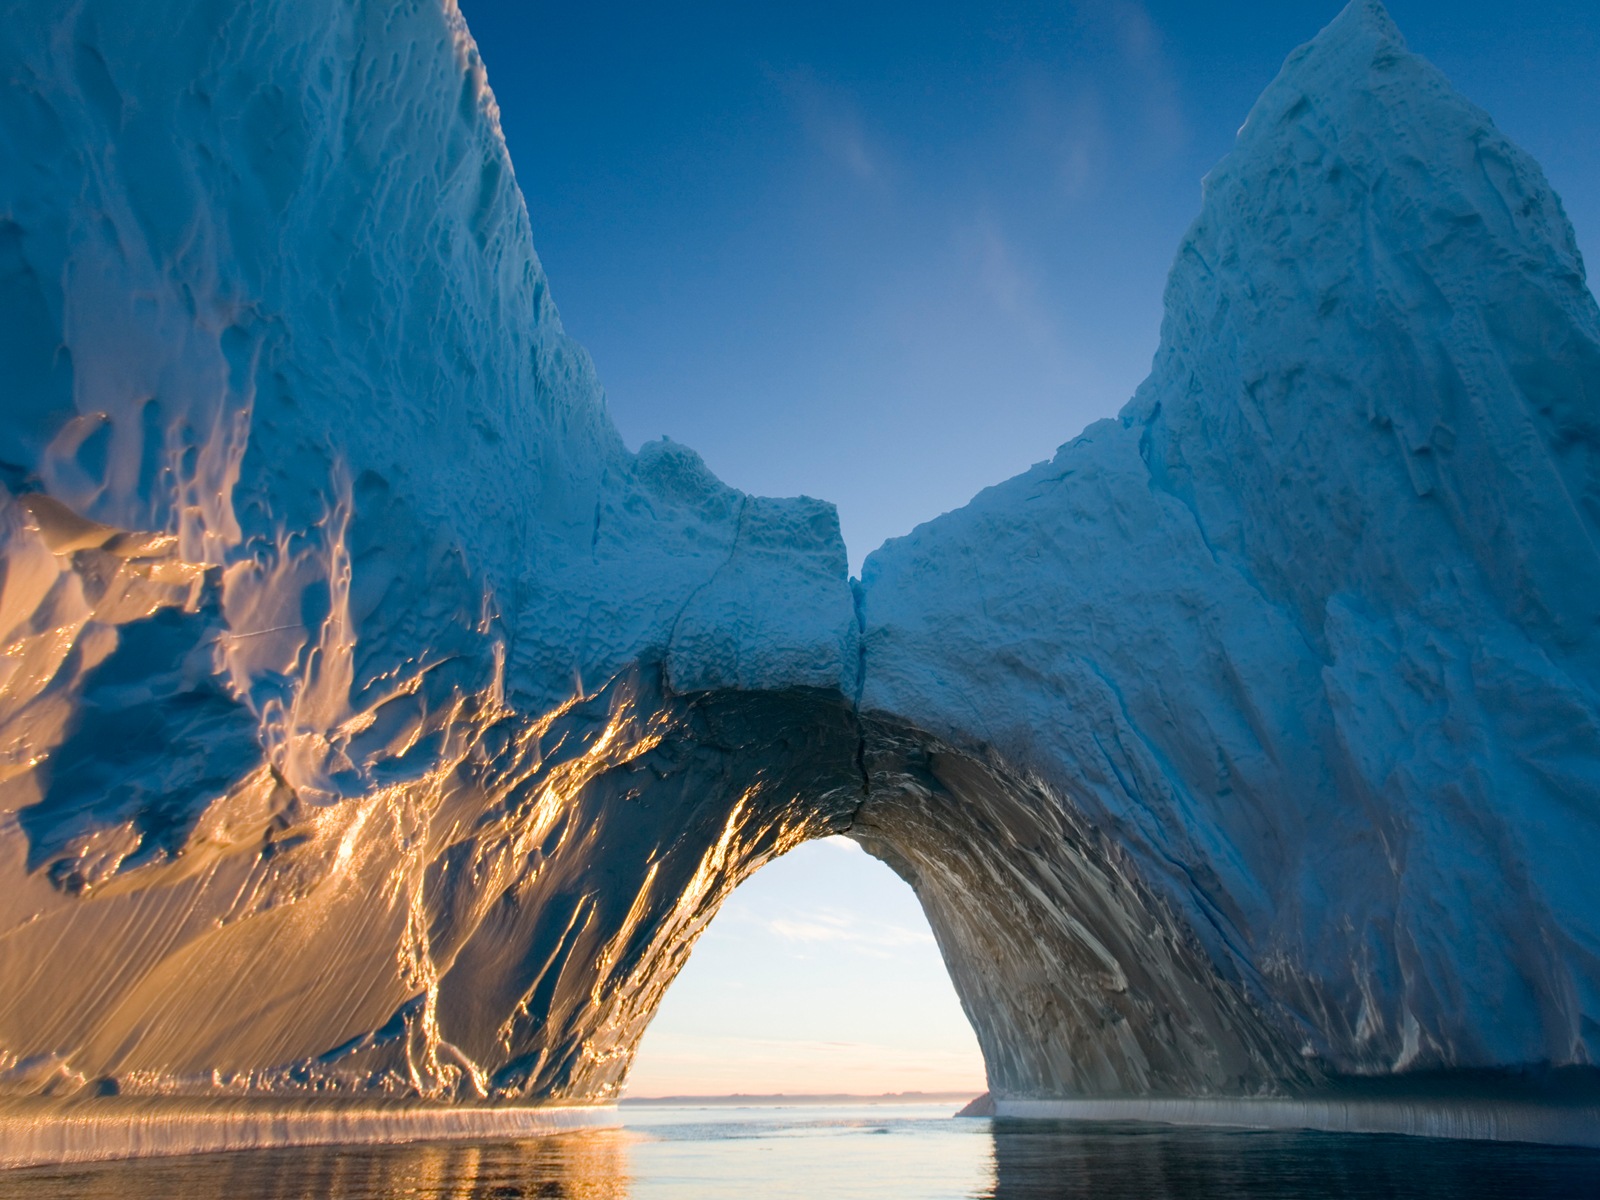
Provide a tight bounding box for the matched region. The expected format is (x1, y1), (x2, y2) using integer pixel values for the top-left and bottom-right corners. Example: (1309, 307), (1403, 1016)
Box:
(7, 1103), (1600, 1199)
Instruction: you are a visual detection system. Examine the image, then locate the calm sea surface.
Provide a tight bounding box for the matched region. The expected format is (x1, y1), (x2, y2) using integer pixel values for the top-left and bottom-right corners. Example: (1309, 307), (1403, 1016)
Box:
(8, 1103), (1600, 1199)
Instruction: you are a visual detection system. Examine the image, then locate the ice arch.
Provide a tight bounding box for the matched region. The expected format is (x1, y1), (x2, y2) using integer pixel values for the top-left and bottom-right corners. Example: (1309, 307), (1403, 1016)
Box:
(2, 0), (1600, 1153)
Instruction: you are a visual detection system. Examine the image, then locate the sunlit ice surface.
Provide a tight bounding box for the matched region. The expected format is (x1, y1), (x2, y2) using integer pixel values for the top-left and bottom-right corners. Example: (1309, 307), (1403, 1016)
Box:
(624, 835), (986, 1098)
(11, 1110), (1600, 1199)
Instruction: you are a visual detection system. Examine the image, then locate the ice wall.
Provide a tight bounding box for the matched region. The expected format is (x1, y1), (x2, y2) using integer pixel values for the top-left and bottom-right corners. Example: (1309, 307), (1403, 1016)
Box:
(859, 0), (1600, 1089)
(1, 0), (1598, 1142)
(0, 0), (857, 1103)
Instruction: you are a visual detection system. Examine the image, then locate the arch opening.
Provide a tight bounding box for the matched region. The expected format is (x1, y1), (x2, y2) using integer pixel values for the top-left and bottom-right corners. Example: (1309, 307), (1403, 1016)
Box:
(623, 834), (985, 1101)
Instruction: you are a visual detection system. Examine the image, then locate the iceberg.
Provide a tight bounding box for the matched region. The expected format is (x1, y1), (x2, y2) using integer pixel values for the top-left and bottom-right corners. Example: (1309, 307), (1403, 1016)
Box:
(0, 0), (1597, 1162)
(857, 0), (1600, 1098)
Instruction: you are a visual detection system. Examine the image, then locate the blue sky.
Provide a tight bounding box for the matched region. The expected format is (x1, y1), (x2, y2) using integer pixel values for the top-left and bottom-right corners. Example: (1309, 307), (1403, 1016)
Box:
(462, 0), (1598, 573)
(456, 0), (1600, 1095)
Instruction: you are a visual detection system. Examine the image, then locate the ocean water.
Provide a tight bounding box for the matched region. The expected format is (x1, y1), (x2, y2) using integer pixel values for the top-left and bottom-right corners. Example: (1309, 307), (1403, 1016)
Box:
(8, 1103), (1600, 1199)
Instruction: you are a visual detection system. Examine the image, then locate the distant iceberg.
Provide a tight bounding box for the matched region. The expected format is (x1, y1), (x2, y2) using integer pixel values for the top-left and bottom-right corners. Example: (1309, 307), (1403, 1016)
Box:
(1, 0), (1598, 1162)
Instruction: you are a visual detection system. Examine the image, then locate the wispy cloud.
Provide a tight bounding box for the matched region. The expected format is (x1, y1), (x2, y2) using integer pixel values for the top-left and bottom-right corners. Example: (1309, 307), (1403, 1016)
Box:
(1014, 71), (1109, 201)
(766, 909), (934, 949)
(1008, 0), (1187, 199)
(1080, 0), (1187, 155)
(1057, 93), (1105, 198)
(769, 66), (887, 184)
(966, 215), (1076, 366)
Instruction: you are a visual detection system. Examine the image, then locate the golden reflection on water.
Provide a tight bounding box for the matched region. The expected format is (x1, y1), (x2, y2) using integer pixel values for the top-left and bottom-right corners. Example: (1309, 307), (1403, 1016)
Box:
(8, 1130), (633, 1200)
(12, 1108), (1600, 1199)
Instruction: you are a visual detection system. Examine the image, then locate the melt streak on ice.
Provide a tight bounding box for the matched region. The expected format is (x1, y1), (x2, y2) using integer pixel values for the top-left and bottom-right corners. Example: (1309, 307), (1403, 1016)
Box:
(1, 0), (1598, 1144)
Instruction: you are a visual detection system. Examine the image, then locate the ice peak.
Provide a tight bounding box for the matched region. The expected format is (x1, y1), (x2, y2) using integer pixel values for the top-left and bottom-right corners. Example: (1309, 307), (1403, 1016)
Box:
(1320, 0), (1405, 50)
(1280, 0), (1408, 86)
(1190, 0), (1581, 290)
(1233, 0), (1415, 150)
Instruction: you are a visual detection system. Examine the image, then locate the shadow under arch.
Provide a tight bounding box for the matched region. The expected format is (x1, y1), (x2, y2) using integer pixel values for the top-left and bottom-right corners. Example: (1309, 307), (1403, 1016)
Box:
(459, 667), (1305, 1108)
